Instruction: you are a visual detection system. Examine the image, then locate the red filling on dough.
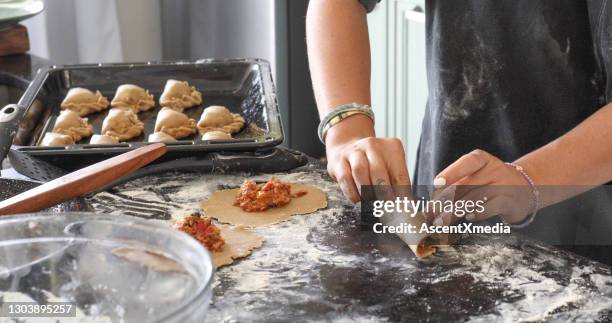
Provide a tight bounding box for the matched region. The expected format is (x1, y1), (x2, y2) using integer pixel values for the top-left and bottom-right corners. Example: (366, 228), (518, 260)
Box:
(234, 178), (307, 212)
(177, 214), (225, 252)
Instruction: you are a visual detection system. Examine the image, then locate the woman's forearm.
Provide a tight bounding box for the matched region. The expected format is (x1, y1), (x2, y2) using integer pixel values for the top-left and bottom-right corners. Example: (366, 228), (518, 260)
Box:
(517, 103), (612, 206)
(306, 0), (372, 120)
(306, 1), (411, 203)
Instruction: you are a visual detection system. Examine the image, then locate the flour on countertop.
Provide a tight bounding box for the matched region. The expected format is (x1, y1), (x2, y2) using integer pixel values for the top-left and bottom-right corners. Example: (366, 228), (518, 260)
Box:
(88, 169), (612, 322)
(433, 242), (612, 322)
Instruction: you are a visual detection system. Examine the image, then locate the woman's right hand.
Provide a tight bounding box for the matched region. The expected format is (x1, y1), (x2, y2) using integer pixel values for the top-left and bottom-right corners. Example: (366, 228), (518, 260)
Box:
(325, 114), (411, 203)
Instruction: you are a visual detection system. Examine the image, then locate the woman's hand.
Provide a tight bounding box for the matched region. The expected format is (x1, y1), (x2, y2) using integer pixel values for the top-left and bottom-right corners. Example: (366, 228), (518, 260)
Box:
(431, 149), (535, 226)
(325, 115), (411, 203)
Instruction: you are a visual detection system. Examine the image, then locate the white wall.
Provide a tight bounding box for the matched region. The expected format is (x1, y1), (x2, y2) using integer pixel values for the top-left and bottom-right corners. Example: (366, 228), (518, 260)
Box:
(22, 0), (275, 71)
(22, 0), (124, 64)
(182, 0), (276, 73)
(115, 0), (163, 62)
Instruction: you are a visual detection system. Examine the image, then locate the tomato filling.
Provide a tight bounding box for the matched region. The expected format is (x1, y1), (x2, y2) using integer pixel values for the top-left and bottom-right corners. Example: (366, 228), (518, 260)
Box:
(177, 214), (225, 252)
(234, 178), (307, 212)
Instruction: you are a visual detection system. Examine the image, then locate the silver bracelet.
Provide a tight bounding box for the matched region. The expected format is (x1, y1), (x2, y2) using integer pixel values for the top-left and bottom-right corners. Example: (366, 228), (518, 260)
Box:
(504, 162), (539, 229)
(317, 103), (375, 144)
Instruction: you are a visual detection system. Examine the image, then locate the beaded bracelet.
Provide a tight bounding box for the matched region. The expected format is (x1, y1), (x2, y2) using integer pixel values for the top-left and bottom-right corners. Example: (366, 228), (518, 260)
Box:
(317, 103), (375, 144)
(504, 162), (539, 229)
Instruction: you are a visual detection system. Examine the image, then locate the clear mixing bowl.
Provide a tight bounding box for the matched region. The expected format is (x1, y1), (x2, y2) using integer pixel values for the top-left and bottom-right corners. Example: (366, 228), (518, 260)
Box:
(0, 213), (214, 322)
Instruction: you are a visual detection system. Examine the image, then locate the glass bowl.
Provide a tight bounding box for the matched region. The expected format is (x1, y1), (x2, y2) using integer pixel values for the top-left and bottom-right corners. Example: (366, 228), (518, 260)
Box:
(0, 212), (214, 322)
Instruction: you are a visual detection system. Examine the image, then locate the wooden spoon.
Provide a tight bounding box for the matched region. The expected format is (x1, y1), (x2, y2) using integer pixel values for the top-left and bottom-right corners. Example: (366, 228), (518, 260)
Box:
(0, 143), (167, 216)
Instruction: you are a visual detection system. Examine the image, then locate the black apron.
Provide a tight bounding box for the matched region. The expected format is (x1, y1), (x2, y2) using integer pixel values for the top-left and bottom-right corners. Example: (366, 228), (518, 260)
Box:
(417, 0), (603, 185)
(416, 0), (612, 260)
(360, 0), (612, 262)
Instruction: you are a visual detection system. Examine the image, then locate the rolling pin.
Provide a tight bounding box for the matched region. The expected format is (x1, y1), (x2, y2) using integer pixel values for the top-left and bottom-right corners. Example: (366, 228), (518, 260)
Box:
(0, 143), (167, 216)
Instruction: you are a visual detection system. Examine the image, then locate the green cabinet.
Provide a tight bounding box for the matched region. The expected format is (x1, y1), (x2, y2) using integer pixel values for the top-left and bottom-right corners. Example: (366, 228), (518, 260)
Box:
(368, 0), (427, 178)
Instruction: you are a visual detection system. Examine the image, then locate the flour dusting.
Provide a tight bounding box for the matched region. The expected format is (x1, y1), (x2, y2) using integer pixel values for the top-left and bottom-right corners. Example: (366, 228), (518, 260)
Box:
(88, 167), (612, 322)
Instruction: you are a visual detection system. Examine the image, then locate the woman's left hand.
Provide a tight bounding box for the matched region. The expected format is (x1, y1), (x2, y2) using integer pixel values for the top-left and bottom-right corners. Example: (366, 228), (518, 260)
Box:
(430, 149), (535, 226)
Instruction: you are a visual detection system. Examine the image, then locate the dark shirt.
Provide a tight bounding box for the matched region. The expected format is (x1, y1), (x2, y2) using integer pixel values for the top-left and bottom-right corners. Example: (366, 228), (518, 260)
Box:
(359, 0), (612, 256)
(418, 0), (602, 186)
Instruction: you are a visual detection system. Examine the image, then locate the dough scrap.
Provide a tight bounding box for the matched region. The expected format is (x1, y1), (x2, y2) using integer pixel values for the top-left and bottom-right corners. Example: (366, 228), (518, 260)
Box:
(202, 130), (232, 141)
(60, 87), (110, 116)
(197, 105), (245, 135)
(101, 108), (144, 141)
(213, 225), (264, 268)
(148, 132), (178, 143)
(154, 107), (197, 139)
(380, 206), (438, 258)
(201, 184), (328, 227)
(40, 132), (75, 146)
(112, 247), (186, 273)
(402, 187), (461, 258)
(408, 215), (437, 258)
(52, 109), (94, 142)
(110, 84), (156, 112)
(159, 79), (203, 112)
(111, 226), (263, 271)
(90, 134), (119, 145)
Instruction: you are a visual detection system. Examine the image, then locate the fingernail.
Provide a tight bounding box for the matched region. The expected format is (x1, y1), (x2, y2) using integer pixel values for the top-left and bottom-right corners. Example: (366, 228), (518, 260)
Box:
(466, 213), (475, 221)
(434, 217), (444, 226)
(433, 177), (446, 189)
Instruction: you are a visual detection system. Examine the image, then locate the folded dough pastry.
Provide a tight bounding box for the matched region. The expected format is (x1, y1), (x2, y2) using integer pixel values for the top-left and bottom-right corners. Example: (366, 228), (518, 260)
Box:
(101, 108), (145, 141)
(148, 132), (177, 143)
(90, 134), (119, 145)
(110, 84), (156, 112)
(60, 88), (110, 116)
(159, 79), (202, 112)
(154, 107), (196, 139)
(52, 110), (94, 142)
(197, 105), (245, 135)
(41, 133), (75, 147)
(202, 130), (232, 141)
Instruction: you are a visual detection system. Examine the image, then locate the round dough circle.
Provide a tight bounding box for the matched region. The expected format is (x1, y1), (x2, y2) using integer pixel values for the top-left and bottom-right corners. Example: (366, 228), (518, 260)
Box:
(201, 184), (328, 228)
(112, 225), (264, 270)
(213, 225), (264, 268)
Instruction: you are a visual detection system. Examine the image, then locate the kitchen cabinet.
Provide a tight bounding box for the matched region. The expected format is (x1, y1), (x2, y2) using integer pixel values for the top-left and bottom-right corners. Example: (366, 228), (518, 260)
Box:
(368, 0), (427, 178)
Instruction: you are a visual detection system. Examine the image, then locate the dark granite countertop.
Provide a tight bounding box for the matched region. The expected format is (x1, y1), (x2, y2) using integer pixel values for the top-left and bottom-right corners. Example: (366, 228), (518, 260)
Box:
(89, 165), (612, 322)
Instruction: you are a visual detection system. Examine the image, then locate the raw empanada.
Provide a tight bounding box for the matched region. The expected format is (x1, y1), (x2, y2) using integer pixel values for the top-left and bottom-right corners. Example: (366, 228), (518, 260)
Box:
(52, 110), (94, 142)
(90, 134), (119, 145)
(197, 105), (245, 135)
(202, 130), (232, 141)
(41, 133), (75, 147)
(110, 84), (155, 112)
(154, 107), (196, 139)
(60, 88), (110, 116)
(101, 108), (145, 141)
(148, 132), (177, 143)
(159, 79), (202, 112)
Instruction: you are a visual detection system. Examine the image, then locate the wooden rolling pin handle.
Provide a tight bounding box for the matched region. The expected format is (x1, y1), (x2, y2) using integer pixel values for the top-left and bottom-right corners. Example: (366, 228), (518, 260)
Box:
(0, 143), (167, 216)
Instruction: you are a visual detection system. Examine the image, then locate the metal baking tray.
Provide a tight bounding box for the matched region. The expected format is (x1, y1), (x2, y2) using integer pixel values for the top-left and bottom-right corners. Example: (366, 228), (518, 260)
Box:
(5, 58), (284, 165)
